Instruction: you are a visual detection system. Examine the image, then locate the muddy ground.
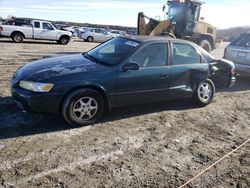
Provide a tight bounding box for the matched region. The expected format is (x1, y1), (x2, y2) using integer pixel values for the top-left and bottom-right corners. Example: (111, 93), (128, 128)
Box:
(0, 38), (249, 188)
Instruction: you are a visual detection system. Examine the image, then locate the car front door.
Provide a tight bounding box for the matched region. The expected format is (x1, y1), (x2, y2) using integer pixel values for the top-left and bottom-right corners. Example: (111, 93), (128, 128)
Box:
(115, 42), (171, 106)
(40, 22), (57, 40)
(168, 42), (209, 99)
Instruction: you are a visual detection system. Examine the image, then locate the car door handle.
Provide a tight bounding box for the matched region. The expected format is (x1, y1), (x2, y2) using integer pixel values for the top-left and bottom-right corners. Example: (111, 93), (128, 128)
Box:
(160, 74), (168, 78)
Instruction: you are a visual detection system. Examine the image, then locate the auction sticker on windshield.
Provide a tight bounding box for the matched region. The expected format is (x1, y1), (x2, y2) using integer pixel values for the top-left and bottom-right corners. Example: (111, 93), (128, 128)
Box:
(125, 41), (139, 47)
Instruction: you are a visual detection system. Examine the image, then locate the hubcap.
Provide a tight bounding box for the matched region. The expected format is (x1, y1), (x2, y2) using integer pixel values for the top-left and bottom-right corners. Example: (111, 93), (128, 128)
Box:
(15, 35), (21, 42)
(72, 97), (98, 121)
(62, 38), (67, 44)
(198, 82), (212, 103)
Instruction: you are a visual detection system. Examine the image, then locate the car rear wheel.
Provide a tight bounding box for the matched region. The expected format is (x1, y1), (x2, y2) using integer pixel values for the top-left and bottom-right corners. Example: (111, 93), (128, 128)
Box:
(87, 36), (94, 42)
(12, 33), (24, 43)
(194, 79), (215, 107)
(62, 89), (104, 127)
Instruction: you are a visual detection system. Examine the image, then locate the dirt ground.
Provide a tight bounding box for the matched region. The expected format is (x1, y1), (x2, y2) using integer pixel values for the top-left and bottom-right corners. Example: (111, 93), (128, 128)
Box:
(0, 38), (249, 188)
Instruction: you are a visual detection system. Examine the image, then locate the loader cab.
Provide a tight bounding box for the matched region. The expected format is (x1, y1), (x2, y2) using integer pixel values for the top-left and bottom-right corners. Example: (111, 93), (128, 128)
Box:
(166, 0), (202, 37)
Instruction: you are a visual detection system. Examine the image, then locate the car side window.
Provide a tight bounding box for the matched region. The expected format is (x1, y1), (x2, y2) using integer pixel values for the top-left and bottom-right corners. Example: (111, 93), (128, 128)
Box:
(34, 22), (40, 28)
(173, 43), (201, 65)
(129, 43), (168, 68)
(95, 29), (101, 33)
(42, 23), (54, 30)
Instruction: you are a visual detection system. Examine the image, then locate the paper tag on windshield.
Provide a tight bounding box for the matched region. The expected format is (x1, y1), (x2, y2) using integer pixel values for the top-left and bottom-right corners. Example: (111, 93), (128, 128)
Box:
(125, 41), (139, 47)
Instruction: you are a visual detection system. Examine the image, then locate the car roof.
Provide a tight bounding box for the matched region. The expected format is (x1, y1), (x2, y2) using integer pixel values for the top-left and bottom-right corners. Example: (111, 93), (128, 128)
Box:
(119, 35), (195, 45)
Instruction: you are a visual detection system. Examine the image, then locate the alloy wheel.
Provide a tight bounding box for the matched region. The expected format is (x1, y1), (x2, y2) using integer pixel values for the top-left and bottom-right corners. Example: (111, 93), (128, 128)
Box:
(72, 97), (98, 121)
(198, 82), (212, 103)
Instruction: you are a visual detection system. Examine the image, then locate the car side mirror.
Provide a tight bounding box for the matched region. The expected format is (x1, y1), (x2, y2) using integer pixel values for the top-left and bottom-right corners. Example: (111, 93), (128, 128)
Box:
(122, 62), (139, 71)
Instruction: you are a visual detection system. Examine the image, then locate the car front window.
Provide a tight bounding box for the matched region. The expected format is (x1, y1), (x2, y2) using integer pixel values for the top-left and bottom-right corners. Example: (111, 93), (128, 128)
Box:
(43, 23), (54, 30)
(85, 38), (140, 65)
(129, 43), (168, 68)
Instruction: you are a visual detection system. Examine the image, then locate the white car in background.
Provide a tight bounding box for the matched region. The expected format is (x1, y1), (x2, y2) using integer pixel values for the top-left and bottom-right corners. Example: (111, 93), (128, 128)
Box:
(0, 19), (72, 44)
(224, 33), (250, 77)
(110, 30), (127, 37)
(62, 26), (81, 37)
(79, 28), (113, 42)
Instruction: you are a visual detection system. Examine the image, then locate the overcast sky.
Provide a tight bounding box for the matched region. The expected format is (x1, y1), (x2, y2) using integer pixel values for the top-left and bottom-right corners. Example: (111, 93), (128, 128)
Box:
(0, 0), (249, 29)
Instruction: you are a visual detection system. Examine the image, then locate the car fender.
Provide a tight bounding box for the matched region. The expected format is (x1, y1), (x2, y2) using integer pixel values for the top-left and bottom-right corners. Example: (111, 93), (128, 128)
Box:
(60, 81), (111, 112)
(11, 30), (26, 38)
(56, 30), (72, 40)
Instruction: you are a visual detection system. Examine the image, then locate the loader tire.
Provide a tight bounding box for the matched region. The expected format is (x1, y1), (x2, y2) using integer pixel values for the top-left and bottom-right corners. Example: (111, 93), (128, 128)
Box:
(199, 39), (212, 52)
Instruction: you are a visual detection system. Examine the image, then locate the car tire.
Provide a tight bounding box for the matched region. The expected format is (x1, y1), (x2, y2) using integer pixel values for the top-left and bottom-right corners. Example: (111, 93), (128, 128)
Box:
(62, 89), (104, 127)
(199, 39), (212, 52)
(87, 36), (94, 42)
(193, 79), (215, 107)
(11, 32), (24, 43)
(59, 36), (70, 45)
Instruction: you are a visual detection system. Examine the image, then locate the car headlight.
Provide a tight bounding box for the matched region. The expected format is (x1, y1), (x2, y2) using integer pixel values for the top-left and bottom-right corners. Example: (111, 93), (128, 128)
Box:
(19, 81), (54, 92)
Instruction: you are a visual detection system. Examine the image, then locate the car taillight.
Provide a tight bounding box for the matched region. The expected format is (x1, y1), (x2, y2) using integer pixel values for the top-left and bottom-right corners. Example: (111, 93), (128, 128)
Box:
(231, 67), (236, 75)
(0, 26), (3, 32)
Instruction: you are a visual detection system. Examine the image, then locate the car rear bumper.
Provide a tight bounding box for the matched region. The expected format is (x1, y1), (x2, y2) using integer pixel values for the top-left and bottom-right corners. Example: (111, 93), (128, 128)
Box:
(11, 87), (63, 114)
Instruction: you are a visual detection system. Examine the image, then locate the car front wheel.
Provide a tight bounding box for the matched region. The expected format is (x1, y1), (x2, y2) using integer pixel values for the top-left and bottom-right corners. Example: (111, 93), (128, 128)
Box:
(59, 36), (70, 45)
(62, 89), (104, 127)
(194, 79), (215, 107)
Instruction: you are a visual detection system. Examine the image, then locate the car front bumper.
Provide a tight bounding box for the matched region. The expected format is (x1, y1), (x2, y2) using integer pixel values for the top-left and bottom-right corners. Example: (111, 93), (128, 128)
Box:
(11, 87), (63, 114)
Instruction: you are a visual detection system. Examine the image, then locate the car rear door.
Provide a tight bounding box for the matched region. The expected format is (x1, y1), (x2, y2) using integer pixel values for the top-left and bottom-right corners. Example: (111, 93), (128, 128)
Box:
(32, 21), (44, 39)
(115, 41), (171, 106)
(168, 42), (209, 99)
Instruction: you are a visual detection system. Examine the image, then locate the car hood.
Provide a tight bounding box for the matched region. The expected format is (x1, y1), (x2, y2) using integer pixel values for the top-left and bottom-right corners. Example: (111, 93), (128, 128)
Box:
(16, 54), (106, 81)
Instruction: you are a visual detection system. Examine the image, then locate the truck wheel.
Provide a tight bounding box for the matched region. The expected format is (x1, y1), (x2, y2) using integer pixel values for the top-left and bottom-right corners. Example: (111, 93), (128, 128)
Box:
(87, 36), (94, 42)
(193, 79), (215, 107)
(11, 32), (24, 43)
(62, 88), (104, 127)
(59, 36), (70, 45)
(199, 40), (212, 52)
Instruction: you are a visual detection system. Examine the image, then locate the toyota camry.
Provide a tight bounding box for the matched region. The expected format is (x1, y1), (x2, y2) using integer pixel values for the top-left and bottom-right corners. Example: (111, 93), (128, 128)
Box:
(11, 36), (236, 126)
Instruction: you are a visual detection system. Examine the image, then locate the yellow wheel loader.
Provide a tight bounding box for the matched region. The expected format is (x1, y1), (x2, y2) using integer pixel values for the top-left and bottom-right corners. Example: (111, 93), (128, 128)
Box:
(138, 0), (217, 52)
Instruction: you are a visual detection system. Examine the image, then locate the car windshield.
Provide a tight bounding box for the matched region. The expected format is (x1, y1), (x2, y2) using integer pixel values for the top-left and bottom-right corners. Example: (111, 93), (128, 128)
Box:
(198, 46), (216, 62)
(85, 37), (140, 65)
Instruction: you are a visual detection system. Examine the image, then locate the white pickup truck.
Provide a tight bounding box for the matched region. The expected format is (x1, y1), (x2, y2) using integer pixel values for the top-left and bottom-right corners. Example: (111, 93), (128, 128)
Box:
(0, 19), (72, 45)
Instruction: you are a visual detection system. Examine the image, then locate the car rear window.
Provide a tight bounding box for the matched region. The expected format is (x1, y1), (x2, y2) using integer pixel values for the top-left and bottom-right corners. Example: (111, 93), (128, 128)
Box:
(34, 22), (40, 28)
(173, 43), (201, 65)
(230, 35), (250, 47)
